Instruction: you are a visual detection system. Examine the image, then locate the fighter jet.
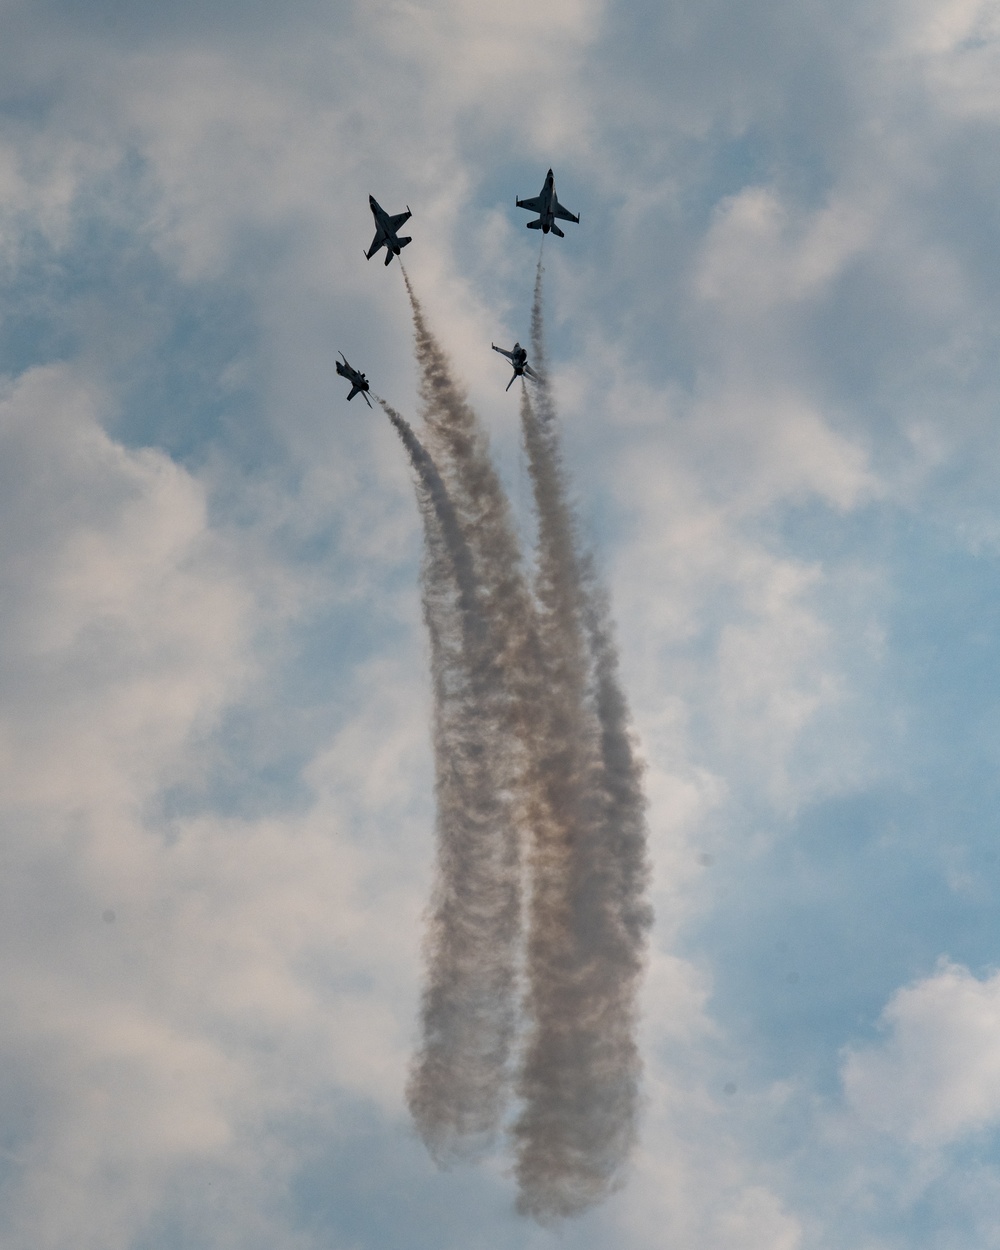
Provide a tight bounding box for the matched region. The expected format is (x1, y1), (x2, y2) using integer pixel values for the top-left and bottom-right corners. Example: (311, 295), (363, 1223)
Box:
(365, 195), (412, 266)
(515, 169), (579, 237)
(492, 341), (539, 391)
(336, 353), (373, 407)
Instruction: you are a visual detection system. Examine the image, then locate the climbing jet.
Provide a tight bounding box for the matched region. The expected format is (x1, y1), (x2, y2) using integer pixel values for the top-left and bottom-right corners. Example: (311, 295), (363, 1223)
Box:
(336, 353), (373, 406)
(492, 341), (539, 391)
(365, 195), (412, 266)
(515, 169), (579, 237)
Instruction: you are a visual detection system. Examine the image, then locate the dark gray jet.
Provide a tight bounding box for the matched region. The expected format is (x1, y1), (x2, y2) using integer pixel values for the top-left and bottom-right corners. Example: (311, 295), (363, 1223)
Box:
(492, 341), (539, 391)
(516, 169), (579, 237)
(336, 353), (373, 406)
(366, 195), (412, 266)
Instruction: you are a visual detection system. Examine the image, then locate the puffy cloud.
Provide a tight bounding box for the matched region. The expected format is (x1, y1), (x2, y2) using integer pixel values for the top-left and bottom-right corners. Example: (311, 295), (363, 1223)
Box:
(0, 358), (431, 1249)
(696, 187), (876, 314)
(0, 363), (252, 809)
(0, 0), (999, 1246)
(843, 961), (1000, 1147)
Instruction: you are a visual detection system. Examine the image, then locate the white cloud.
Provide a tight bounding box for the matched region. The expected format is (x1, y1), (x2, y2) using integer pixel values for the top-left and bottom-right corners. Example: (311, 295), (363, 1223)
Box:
(0, 358), (431, 1249)
(0, 364), (254, 810)
(2, 0), (1000, 1245)
(609, 395), (882, 814)
(696, 186), (876, 314)
(843, 961), (1000, 1147)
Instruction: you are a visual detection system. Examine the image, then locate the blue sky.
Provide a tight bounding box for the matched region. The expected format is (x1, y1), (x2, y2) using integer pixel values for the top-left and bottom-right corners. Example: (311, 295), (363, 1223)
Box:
(2, 0), (1000, 1245)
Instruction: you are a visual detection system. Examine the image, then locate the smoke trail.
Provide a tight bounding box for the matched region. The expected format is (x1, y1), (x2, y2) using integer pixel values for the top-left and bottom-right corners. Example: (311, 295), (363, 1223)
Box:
(509, 260), (652, 1219)
(399, 280), (609, 1191)
(374, 396), (477, 612)
(376, 395), (522, 1160)
(393, 266), (651, 1219)
(398, 270), (543, 756)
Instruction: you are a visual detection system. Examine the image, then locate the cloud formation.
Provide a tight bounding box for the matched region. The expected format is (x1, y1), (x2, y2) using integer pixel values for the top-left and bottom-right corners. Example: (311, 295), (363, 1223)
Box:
(844, 960), (1000, 1147)
(1, 0), (1000, 1246)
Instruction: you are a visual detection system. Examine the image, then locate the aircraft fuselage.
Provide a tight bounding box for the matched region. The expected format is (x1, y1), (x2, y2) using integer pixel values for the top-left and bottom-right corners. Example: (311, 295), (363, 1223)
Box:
(337, 354), (373, 406)
(366, 196), (413, 266)
(516, 168), (579, 238)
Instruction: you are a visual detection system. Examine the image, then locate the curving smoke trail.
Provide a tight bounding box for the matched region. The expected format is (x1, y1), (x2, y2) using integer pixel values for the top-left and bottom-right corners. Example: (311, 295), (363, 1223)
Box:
(374, 396), (477, 612)
(391, 263), (651, 1219)
(528, 263), (650, 959)
(376, 394), (522, 1160)
(509, 257), (652, 1219)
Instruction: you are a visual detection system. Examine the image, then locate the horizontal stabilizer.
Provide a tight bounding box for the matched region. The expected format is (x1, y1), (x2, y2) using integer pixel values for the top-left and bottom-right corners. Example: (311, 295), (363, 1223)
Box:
(550, 223), (565, 238)
(397, 236), (412, 250)
(526, 219), (543, 230)
(505, 373), (516, 392)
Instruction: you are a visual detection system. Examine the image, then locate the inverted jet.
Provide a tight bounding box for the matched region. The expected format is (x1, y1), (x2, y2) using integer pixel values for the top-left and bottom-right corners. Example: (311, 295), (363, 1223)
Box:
(365, 195), (412, 266)
(336, 353), (373, 406)
(515, 169), (579, 237)
(492, 341), (539, 391)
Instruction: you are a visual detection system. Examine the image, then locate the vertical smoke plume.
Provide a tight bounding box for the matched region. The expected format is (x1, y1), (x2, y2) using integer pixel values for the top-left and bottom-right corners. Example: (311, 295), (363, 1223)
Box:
(392, 264), (650, 1219)
(528, 262), (650, 968)
(376, 395), (522, 1160)
(375, 397), (477, 611)
(509, 257), (652, 1219)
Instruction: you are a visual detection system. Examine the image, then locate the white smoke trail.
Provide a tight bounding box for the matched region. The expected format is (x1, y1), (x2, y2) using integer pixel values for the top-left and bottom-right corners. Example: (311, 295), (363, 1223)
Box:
(390, 265), (650, 1219)
(376, 395), (522, 1160)
(509, 259), (652, 1219)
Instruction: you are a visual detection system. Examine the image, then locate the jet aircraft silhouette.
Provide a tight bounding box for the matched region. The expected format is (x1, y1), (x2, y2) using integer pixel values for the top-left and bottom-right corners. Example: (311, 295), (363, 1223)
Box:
(365, 195), (412, 266)
(516, 169), (579, 237)
(492, 341), (539, 391)
(336, 353), (373, 406)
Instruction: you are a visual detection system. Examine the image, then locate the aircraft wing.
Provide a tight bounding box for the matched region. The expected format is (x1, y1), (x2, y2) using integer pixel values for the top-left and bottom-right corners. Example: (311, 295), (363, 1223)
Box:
(388, 210), (411, 231)
(346, 383), (373, 406)
(552, 199), (579, 223)
(516, 195), (544, 212)
(492, 344), (515, 362)
(365, 226), (387, 259)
